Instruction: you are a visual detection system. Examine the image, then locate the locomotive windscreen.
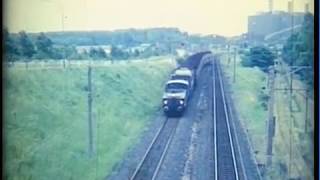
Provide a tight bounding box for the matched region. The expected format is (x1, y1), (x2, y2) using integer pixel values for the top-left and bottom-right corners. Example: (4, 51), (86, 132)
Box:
(165, 83), (188, 92)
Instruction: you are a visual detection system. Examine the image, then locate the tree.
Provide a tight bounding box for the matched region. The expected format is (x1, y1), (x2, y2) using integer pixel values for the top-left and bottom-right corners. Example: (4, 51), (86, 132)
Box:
(61, 45), (79, 59)
(3, 28), (20, 61)
(133, 49), (140, 57)
(89, 47), (107, 60)
(282, 13), (314, 88)
(18, 31), (36, 59)
(96, 48), (107, 59)
(35, 32), (54, 58)
(89, 48), (98, 59)
(110, 46), (126, 60)
(241, 46), (275, 72)
(80, 50), (90, 59)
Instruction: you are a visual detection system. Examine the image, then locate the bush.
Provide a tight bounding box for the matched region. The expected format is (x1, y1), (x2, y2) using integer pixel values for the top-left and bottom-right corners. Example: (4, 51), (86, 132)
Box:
(241, 46), (275, 72)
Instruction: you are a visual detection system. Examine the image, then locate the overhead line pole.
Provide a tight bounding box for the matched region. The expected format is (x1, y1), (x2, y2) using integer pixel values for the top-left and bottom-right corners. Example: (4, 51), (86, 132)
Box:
(288, 1), (294, 178)
(304, 89), (309, 132)
(266, 49), (278, 169)
(233, 47), (236, 83)
(265, 2), (312, 177)
(228, 43), (231, 65)
(57, 0), (66, 32)
(88, 65), (93, 156)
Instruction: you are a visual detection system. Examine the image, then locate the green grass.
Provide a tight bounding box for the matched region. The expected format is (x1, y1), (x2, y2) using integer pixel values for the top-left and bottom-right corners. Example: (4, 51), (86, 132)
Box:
(4, 58), (175, 180)
(268, 64), (314, 179)
(220, 51), (313, 179)
(220, 53), (268, 163)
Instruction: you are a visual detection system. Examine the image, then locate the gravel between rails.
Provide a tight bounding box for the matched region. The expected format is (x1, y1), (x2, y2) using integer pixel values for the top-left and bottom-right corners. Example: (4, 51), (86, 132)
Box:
(218, 58), (263, 180)
(186, 65), (215, 180)
(215, 59), (239, 180)
(156, 64), (215, 180)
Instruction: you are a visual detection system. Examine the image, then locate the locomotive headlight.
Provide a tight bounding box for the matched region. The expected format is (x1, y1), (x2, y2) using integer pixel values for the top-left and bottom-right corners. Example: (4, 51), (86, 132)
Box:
(163, 100), (168, 104)
(179, 100), (184, 105)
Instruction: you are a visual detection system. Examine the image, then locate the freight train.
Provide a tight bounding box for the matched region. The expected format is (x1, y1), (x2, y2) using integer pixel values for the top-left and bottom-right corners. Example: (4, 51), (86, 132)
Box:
(162, 51), (212, 117)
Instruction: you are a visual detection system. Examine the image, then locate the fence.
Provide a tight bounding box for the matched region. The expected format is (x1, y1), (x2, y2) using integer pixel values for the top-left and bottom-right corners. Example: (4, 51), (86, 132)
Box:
(4, 56), (176, 70)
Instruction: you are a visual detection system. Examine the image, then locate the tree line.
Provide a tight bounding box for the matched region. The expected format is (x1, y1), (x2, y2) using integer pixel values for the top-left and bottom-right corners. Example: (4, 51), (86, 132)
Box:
(3, 29), (171, 62)
(26, 28), (226, 46)
(4, 29), (85, 61)
(281, 13), (314, 88)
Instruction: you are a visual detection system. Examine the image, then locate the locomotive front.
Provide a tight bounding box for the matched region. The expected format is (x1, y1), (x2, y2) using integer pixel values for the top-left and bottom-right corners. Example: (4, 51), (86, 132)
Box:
(162, 80), (189, 116)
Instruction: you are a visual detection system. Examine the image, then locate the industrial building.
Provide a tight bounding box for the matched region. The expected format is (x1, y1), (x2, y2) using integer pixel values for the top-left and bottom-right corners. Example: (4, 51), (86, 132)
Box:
(247, 0), (309, 41)
(248, 11), (305, 39)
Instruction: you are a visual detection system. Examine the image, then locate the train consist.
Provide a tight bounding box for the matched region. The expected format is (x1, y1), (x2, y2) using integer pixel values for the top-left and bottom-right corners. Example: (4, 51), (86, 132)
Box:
(162, 51), (212, 116)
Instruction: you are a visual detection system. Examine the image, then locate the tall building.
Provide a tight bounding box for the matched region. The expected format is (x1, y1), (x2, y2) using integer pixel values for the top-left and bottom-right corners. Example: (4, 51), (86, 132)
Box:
(305, 3), (310, 13)
(268, 0), (273, 13)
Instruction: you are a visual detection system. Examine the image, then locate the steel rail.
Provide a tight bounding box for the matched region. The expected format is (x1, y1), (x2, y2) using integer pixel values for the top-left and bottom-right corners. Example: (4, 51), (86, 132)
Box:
(216, 60), (239, 180)
(151, 119), (179, 180)
(130, 117), (169, 180)
(217, 59), (251, 180)
(212, 59), (218, 180)
(130, 117), (178, 180)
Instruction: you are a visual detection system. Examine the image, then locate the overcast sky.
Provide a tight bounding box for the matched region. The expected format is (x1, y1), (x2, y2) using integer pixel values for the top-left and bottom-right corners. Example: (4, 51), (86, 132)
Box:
(4, 0), (314, 36)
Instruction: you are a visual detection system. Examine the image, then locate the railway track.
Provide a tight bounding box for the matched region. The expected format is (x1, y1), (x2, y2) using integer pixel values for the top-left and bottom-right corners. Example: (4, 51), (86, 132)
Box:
(130, 117), (179, 180)
(130, 55), (242, 180)
(212, 59), (240, 180)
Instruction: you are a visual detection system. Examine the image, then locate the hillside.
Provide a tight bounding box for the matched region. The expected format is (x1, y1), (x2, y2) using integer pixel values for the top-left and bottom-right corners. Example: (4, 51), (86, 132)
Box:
(4, 58), (175, 180)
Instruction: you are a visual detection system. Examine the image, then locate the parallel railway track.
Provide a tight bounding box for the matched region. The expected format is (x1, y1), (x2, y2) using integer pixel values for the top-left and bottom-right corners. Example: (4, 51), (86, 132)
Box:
(130, 55), (243, 180)
(212, 59), (240, 180)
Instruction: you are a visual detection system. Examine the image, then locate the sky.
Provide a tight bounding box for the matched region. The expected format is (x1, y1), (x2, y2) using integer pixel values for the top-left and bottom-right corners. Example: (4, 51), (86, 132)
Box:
(4, 0), (314, 36)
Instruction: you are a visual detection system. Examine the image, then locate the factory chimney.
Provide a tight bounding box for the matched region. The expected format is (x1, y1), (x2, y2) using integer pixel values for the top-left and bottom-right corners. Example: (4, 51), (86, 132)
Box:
(269, 0), (273, 13)
(305, 3), (309, 13)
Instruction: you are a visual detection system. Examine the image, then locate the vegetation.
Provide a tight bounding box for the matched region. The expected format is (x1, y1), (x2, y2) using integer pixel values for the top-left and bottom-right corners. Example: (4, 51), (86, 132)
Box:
(223, 47), (313, 179)
(3, 29), (79, 61)
(110, 45), (128, 60)
(4, 58), (175, 180)
(89, 47), (107, 60)
(267, 74), (314, 179)
(26, 28), (226, 46)
(34, 32), (54, 58)
(18, 31), (36, 60)
(4, 29), (20, 61)
(241, 46), (275, 72)
(221, 53), (268, 163)
(282, 13), (314, 88)
(4, 27), (227, 62)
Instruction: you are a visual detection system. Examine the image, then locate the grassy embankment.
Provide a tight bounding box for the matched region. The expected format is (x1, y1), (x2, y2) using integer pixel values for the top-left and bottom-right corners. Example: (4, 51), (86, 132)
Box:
(268, 61), (314, 179)
(4, 58), (175, 180)
(219, 52), (268, 164)
(219, 50), (314, 179)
